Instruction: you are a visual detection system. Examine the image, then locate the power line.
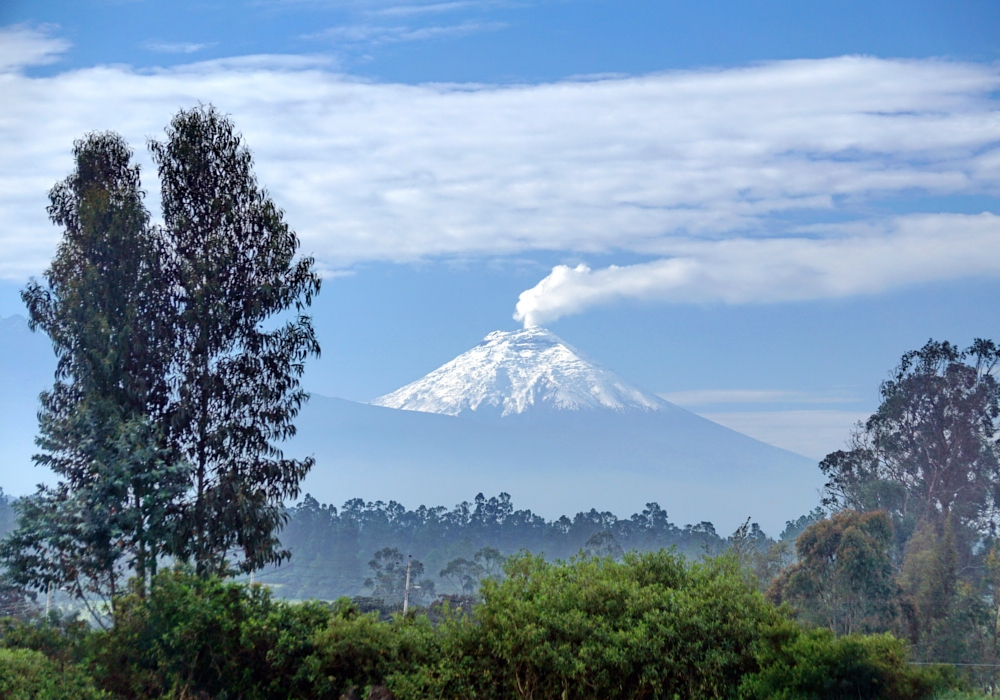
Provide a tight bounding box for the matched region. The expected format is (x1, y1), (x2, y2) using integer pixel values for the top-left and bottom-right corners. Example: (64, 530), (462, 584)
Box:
(911, 662), (1000, 667)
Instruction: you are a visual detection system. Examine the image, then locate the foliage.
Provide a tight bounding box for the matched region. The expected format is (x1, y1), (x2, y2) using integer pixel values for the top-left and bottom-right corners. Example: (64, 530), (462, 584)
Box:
(769, 510), (901, 636)
(365, 548), (435, 604)
(3, 109), (321, 602)
(474, 545), (506, 580)
(438, 546), (505, 595)
(0, 560), (964, 700)
(810, 339), (1000, 679)
(583, 530), (624, 559)
(0, 578), (36, 620)
(90, 569), (331, 699)
(0, 614), (95, 676)
(0, 491), (36, 619)
(302, 604), (441, 700)
(742, 626), (954, 700)
(730, 518), (793, 592)
(0, 489), (15, 539)
(472, 550), (782, 700)
(820, 339), (1000, 548)
(3, 132), (184, 609)
(439, 557), (485, 595)
(149, 106), (322, 576)
(779, 508), (827, 544)
(86, 569), (442, 699)
(0, 647), (108, 700)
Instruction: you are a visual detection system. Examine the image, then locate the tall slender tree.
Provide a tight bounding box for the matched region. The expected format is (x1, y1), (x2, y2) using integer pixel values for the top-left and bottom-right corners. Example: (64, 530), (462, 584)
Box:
(0, 133), (186, 613)
(815, 339), (1000, 660)
(150, 106), (321, 575)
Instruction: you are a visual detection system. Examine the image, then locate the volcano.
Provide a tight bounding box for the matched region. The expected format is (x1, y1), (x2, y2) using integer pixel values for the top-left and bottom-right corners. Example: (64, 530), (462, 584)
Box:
(289, 328), (823, 533)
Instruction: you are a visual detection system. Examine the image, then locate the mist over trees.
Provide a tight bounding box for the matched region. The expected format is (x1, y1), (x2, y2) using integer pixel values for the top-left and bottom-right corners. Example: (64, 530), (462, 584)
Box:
(268, 492), (769, 599)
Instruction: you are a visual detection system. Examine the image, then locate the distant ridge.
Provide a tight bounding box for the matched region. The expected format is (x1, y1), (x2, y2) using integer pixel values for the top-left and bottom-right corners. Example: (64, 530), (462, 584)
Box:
(371, 327), (667, 419)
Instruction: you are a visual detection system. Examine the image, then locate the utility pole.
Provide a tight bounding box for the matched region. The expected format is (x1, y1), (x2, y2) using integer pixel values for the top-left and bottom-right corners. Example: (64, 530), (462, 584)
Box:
(402, 555), (412, 615)
(45, 582), (52, 616)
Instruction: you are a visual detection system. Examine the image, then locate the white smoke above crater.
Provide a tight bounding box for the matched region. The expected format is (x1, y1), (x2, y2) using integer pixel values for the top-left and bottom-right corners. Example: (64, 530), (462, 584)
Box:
(513, 213), (1000, 327)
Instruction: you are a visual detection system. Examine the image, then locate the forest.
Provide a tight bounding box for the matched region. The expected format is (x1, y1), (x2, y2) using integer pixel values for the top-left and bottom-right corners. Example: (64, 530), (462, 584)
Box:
(1, 106), (999, 699)
(260, 492), (814, 601)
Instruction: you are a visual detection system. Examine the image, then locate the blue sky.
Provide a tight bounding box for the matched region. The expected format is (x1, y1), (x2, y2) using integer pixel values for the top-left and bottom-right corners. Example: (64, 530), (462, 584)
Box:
(1, 0), (999, 460)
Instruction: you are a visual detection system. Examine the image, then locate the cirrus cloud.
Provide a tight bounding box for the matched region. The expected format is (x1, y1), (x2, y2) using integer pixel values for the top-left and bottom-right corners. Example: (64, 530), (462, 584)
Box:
(0, 24), (70, 72)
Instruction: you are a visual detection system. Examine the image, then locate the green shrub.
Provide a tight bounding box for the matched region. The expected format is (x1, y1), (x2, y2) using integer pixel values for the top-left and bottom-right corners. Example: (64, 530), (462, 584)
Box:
(467, 550), (783, 700)
(742, 626), (955, 700)
(0, 613), (94, 669)
(302, 604), (443, 699)
(92, 569), (335, 699)
(0, 647), (107, 700)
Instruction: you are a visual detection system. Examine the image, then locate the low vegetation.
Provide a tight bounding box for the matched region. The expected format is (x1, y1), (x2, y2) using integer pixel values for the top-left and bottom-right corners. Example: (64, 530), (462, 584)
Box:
(0, 554), (958, 700)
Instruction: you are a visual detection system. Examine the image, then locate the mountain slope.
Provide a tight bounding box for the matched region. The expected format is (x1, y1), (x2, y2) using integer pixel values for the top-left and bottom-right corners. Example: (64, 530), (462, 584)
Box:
(0, 320), (824, 533)
(288, 394), (821, 534)
(340, 327), (823, 531)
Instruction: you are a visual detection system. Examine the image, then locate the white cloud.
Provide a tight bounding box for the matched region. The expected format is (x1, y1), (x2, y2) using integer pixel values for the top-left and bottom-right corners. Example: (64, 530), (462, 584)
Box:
(701, 410), (868, 460)
(513, 213), (1000, 326)
(308, 20), (503, 44)
(0, 37), (999, 284)
(0, 25), (70, 72)
(143, 41), (216, 54)
(371, 2), (504, 17)
(658, 389), (854, 406)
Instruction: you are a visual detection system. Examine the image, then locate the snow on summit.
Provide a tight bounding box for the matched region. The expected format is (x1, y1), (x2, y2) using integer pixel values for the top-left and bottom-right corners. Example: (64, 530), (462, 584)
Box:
(370, 327), (668, 418)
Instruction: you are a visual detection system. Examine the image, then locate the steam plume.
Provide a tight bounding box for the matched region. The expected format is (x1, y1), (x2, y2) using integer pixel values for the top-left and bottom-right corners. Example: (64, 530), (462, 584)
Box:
(513, 213), (1000, 327)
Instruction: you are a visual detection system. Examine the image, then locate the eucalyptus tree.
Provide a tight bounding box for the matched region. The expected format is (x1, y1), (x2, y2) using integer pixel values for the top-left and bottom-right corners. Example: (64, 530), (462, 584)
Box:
(817, 339), (1000, 656)
(150, 106), (321, 576)
(0, 133), (186, 612)
(821, 339), (1000, 547)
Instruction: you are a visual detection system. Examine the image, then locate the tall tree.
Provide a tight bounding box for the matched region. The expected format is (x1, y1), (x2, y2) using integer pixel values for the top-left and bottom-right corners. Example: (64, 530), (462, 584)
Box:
(0, 133), (186, 612)
(813, 339), (1000, 659)
(149, 106), (321, 575)
(439, 556), (485, 594)
(768, 510), (902, 636)
(821, 339), (1000, 548)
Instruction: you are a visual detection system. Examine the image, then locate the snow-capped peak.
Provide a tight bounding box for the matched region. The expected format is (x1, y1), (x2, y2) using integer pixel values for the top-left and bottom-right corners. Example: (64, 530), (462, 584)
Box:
(370, 327), (668, 418)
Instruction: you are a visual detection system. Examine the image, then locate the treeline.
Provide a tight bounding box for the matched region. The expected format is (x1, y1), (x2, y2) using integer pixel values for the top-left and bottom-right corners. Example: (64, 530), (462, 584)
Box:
(268, 492), (822, 600)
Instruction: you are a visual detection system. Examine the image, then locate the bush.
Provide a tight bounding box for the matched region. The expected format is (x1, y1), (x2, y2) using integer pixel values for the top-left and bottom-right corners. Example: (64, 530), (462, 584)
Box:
(303, 603), (444, 699)
(742, 626), (955, 700)
(467, 550), (783, 700)
(0, 647), (107, 699)
(92, 570), (440, 699)
(92, 569), (335, 699)
(0, 613), (94, 669)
